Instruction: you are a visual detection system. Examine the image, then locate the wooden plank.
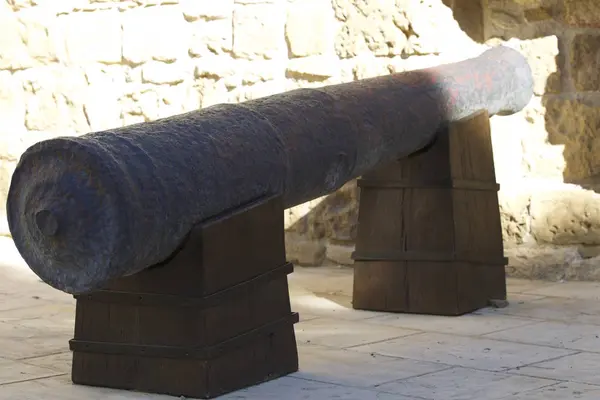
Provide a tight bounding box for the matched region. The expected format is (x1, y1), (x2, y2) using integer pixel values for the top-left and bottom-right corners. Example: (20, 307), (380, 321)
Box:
(352, 110), (507, 315)
(71, 194), (299, 399)
(72, 322), (298, 399)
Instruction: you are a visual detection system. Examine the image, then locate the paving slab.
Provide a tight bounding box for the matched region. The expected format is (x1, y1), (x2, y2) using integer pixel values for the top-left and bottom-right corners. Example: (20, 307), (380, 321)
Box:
(0, 238), (598, 399)
(509, 352), (600, 386)
(506, 382), (600, 399)
(293, 344), (449, 388)
(349, 332), (576, 372)
(484, 321), (600, 352)
(374, 366), (557, 400)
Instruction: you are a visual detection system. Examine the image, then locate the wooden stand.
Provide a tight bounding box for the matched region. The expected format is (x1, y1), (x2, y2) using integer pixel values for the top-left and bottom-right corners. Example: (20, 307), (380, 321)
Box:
(352, 110), (507, 316)
(69, 195), (299, 399)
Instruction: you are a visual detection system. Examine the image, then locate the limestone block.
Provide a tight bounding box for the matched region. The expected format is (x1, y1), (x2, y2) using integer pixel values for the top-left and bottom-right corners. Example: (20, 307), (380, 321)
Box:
(0, 71), (26, 137)
(530, 189), (600, 245)
(333, 0), (408, 58)
(544, 97), (600, 182)
(232, 3), (285, 59)
(523, 6), (554, 22)
(194, 56), (237, 79)
(181, 0), (233, 20)
(200, 80), (233, 107)
(578, 245), (600, 259)
(352, 57), (393, 79)
(514, 97), (564, 180)
(286, 56), (339, 79)
(84, 64), (128, 87)
(233, 80), (285, 102)
(18, 66), (90, 134)
(0, 131), (56, 165)
(326, 243), (355, 266)
(141, 60), (192, 84)
(239, 60), (283, 84)
(565, 257), (600, 281)
(0, 9), (56, 69)
(570, 34), (600, 92)
(286, 0), (335, 57)
(84, 83), (122, 131)
(489, 113), (527, 182)
(189, 19), (233, 57)
(122, 113), (146, 126)
(234, 0), (278, 3)
(498, 190), (531, 245)
(135, 89), (160, 120)
(287, 180), (358, 242)
(564, 0), (600, 27)
(452, 0), (486, 42)
(155, 83), (199, 118)
(403, 0), (481, 56)
(505, 245), (582, 281)
(123, 6), (190, 64)
(487, 1), (524, 36)
(134, 0), (179, 5)
(54, 10), (122, 64)
(285, 232), (326, 266)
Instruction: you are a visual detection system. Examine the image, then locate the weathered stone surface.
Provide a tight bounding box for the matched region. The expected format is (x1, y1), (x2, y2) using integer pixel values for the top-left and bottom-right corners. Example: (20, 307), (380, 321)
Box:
(286, 0), (335, 57)
(54, 10), (121, 65)
(544, 97), (600, 183)
(181, 0), (233, 20)
(353, 57), (393, 79)
(231, 79), (285, 102)
(122, 6), (190, 64)
(505, 245), (582, 281)
(333, 0), (408, 58)
(287, 180), (358, 242)
(141, 60), (192, 84)
(155, 83), (200, 118)
(498, 190), (531, 245)
(563, 0), (600, 27)
(452, 0), (486, 42)
(0, 71), (26, 136)
(486, 0), (524, 37)
(189, 19), (233, 57)
(232, 3), (285, 59)
(18, 66), (89, 134)
(0, 9), (56, 69)
(530, 189), (600, 245)
(326, 243), (354, 266)
(524, 6), (554, 22)
(489, 112), (526, 182)
(570, 34), (600, 92)
(578, 245), (600, 259)
(84, 84), (122, 131)
(286, 56), (339, 79)
(199, 79), (235, 107)
(285, 232), (326, 266)
(404, 0), (481, 55)
(565, 257), (600, 281)
(518, 97), (565, 179)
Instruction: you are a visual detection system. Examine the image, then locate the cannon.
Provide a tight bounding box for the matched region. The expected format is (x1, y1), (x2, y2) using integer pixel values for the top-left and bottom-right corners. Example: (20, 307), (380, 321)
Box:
(7, 46), (533, 295)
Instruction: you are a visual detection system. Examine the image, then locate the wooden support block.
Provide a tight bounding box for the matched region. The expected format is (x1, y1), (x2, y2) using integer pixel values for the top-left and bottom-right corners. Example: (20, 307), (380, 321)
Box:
(352, 110), (507, 316)
(70, 195), (299, 399)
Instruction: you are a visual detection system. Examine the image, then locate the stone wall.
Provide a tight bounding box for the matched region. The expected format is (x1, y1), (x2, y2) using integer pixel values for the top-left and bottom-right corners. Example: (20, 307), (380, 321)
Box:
(0, 0), (599, 280)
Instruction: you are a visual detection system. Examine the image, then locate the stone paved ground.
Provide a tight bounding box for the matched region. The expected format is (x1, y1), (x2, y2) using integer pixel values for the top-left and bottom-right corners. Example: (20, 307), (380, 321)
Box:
(1, 238), (600, 399)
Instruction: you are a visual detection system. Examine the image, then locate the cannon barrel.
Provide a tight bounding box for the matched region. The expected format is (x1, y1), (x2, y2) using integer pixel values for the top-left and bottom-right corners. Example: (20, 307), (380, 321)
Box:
(7, 46), (533, 294)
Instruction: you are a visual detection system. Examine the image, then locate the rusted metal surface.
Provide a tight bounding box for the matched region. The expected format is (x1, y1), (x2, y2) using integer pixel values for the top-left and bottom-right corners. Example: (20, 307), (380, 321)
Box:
(7, 46), (533, 294)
